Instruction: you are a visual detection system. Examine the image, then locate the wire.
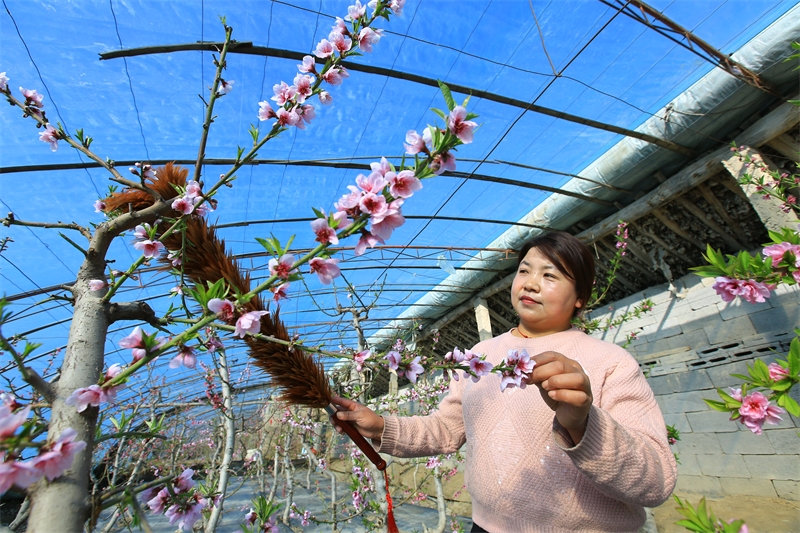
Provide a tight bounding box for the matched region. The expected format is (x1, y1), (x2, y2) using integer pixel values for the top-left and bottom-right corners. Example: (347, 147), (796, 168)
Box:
(109, 0), (151, 160)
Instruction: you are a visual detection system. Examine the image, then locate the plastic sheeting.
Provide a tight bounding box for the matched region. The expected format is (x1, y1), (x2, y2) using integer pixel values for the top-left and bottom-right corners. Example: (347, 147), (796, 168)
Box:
(368, 3), (800, 348)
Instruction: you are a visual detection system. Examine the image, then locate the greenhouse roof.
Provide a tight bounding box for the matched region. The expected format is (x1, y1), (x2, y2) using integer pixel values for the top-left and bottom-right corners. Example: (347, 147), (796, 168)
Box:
(1, 0), (797, 406)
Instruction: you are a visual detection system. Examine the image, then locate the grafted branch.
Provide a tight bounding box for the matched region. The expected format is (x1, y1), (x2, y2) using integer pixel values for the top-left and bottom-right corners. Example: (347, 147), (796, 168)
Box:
(105, 300), (159, 326)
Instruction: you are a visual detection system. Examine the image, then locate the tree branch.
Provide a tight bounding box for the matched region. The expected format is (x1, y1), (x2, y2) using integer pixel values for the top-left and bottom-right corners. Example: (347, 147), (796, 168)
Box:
(1, 214), (93, 240)
(105, 301), (159, 326)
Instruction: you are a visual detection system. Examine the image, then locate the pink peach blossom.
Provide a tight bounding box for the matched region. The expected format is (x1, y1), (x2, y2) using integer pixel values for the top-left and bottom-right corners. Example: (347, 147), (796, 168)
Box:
(133, 239), (165, 259)
(311, 218), (339, 245)
(186, 180), (202, 198)
(104, 363), (123, 381)
(269, 254), (297, 279)
(346, 1), (366, 21)
(358, 27), (382, 53)
(309, 257), (341, 285)
(170, 346), (197, 369)
(354, 231), (383, 256)
(31, 428), (87, 481)
(119, 326), (145, 351)
(39, 124), (59, 151)
(133, 224), (149, 240)
(371, 200), (405, 240)
(146, 487), (170, 514)
(217, 78), (234, 94)
(234, 311), (268, 338)
(88, 279), (105, 291)
(0, 72), (8, 92)
(329, 31), (352, 54)
(323, 66), (349, 86)
(712, 276), (772, 304)
(93, 200), (106, 212)
(20, 87), (44, 107)
(448, 105), (477, 144)
(370, 157), (392, 177)
(388, 169), (422, 198)
(295, 104), (316, 129)
(314, 38), (335, 59)
(293, 74), (314, 103)
(271, 282), (290, 303)
(762, 242), (800, 267)
(258, 100), (276, 121)
(276, 107), (300, 127)
(171, 196), (195, 215)
(65, 385), (106, 413)
(319, 91), (333, 105)
(356, 171), (387, 194)
(385, 351), (401, 370)
(469, 358), (494, 382)
(404, 130), (427, 154)
(768, 362), (789, 381)
(359, 192), (388, 219)
(354, 349), (370, 372)
(429, 151), (456, 174)
(0, 457), (42, 495)
(271, 81), (296, 105)
(298, 55), (316, 73)
(0, 404), (31, 438)
(403, 356), (424, 384)
(331, 17), (348, 35)
(208, 298), (235, 321)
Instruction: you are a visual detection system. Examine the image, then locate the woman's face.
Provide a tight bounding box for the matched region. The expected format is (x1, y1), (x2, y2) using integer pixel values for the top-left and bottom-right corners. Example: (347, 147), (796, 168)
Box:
(511, 247), (582, 338)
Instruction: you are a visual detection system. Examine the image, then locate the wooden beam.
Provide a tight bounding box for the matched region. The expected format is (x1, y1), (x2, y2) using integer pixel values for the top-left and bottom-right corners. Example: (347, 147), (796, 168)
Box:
(766, 133), (799, 163)
(651, 208), (708, 253)
(696, 183), (753, 247)
(488, 307), (516, 332)
(577, 98), (799, 243)
(674, 196), (745, 251)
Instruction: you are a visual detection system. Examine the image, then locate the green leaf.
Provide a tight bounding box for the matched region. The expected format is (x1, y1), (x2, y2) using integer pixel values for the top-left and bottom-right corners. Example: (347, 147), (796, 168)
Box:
(704, 399), (731, 412)
(789, 337), (800, 375)
(437, 80), (456, 111)
(781, 394), (800, 417)
(430, 107), (447, 121)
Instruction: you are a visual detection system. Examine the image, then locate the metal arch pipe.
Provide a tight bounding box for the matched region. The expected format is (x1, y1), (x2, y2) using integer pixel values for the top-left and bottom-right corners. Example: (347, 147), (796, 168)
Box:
(98, 42), (695, 156)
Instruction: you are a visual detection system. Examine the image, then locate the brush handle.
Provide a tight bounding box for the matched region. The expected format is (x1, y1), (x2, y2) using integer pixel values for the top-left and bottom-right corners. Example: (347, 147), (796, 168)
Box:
(326, 405), (387, 471)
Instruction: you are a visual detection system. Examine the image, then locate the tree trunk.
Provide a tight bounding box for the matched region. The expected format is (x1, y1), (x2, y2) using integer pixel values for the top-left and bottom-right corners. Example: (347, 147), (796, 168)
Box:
(205, 350), (236, 533)
(26, 289), (108, 533)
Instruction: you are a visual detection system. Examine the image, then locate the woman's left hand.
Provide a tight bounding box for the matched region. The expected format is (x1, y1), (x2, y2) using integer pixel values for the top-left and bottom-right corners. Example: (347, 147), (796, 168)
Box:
(528, 351), (593, 444)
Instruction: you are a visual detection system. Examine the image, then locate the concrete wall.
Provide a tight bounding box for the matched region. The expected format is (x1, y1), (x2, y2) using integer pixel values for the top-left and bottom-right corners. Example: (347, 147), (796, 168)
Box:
(587, 272), (800, 501)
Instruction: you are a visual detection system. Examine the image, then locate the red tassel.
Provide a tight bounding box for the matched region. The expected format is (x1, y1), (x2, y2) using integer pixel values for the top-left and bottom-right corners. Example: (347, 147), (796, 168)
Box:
(384, 469), (399, 533)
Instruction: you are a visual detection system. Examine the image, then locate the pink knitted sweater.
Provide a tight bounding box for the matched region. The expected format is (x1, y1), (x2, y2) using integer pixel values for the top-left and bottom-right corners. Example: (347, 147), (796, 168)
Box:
(378, 329), (677, 532)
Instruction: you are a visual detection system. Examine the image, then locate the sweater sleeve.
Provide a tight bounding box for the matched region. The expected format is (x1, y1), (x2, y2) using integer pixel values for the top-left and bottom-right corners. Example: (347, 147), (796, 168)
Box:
(377, 377), (467, 458)
(553, 353), (678, 507)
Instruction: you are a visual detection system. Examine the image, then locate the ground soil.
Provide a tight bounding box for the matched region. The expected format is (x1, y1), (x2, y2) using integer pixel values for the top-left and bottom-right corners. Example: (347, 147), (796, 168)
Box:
(653, 493), (800, 533)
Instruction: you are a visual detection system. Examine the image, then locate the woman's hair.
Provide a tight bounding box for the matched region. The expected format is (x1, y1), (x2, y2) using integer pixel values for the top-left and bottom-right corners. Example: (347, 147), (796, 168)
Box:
(517, 231), (595, 316)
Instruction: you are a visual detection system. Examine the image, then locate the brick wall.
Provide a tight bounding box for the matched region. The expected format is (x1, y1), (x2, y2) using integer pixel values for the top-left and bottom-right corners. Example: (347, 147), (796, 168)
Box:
(587, 272), (800, 501)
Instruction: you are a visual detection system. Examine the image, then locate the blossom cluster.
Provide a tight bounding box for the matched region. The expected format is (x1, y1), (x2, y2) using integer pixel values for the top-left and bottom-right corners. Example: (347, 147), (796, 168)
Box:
(208, 298), (267, 338)
(729, 388), (783, 435)
(385, 349), (424, 384)
(711, 277), (772, 304)
(170, 179), (213, 217)
(443, 347), (494, 383)
(0, 400), (86, 496)
(495, 349), (536, 392)
(141, 468), (215, 531)
(256, 0), (398, 130)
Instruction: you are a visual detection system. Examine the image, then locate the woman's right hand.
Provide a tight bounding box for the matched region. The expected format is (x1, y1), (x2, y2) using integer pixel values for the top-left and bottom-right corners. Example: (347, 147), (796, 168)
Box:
(330, 395), (385, 440)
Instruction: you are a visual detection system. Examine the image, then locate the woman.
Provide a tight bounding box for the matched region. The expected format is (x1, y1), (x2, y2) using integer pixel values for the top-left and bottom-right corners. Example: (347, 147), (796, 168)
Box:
(334, 231), (677, 532)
